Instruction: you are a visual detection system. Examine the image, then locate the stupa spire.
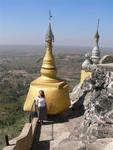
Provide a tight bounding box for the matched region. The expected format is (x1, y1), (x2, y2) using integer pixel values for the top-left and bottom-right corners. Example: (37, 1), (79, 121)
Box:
(23, 11), (70, 114)
(94, 19), (100, 47)
(45, 10), (54, 43)
(41, 10), (56, 78)
(91, 19), (100, 64)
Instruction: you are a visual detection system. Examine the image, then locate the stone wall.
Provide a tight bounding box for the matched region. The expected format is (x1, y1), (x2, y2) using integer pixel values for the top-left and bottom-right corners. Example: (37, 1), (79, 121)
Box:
(3, 118), (38, 150)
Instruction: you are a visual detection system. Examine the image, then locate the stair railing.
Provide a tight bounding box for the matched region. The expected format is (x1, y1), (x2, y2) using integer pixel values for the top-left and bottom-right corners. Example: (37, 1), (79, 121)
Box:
(29, 101), (38, 123)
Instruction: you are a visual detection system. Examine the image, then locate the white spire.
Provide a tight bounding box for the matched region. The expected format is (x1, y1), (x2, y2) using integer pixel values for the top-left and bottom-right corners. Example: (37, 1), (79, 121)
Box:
(91, 19), (101, 64)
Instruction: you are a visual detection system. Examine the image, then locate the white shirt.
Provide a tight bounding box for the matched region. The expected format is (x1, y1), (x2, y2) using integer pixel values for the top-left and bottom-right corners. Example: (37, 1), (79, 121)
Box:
(35, 96), (46, 107)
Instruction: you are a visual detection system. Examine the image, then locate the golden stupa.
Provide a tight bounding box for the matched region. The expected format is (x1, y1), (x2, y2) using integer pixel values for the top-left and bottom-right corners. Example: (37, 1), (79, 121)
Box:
(23, 17), (70, 115)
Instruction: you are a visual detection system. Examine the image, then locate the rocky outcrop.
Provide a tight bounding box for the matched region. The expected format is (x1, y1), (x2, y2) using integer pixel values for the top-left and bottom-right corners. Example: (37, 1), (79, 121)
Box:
(70, 68), (113, 143)
(55, 68), (113, 150)
(70, 76), (92, 109)
(54, 139), (86, 150)
(87, 138), (113, 150)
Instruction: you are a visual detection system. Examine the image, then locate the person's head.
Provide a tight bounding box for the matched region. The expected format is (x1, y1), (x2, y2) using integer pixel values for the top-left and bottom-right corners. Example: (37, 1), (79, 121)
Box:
(39, 90), (45, 98)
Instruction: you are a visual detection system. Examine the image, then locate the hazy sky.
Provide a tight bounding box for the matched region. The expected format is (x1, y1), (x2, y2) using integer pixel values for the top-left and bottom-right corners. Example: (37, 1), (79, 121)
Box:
(0, 0), (113, 47)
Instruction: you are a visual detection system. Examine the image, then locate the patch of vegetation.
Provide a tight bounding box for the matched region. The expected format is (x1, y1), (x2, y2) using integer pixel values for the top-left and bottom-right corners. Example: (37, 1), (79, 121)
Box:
(0, 98), (29, 149)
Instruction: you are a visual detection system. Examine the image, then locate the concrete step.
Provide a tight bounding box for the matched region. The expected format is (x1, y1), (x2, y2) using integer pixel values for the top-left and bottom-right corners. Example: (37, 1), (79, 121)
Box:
(31, 116), (83, 150)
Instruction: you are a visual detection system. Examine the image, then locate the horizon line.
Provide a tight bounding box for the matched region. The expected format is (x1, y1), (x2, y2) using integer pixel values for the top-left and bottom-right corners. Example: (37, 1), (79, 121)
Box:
(0, 44), (113, 49)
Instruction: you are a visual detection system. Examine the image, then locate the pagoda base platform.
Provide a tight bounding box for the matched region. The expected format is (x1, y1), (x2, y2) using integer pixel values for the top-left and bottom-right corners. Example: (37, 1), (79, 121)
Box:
(23, 76), (70, 115)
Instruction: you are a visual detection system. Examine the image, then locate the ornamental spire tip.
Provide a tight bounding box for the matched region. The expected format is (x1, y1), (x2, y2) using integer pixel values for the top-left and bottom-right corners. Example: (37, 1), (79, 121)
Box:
(45, 10), (54, 43)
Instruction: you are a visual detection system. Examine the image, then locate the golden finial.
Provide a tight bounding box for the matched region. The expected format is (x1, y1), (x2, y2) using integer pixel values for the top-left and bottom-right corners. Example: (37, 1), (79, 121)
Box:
(41, 10), (56, 78)
(45, 10), (54, 43)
